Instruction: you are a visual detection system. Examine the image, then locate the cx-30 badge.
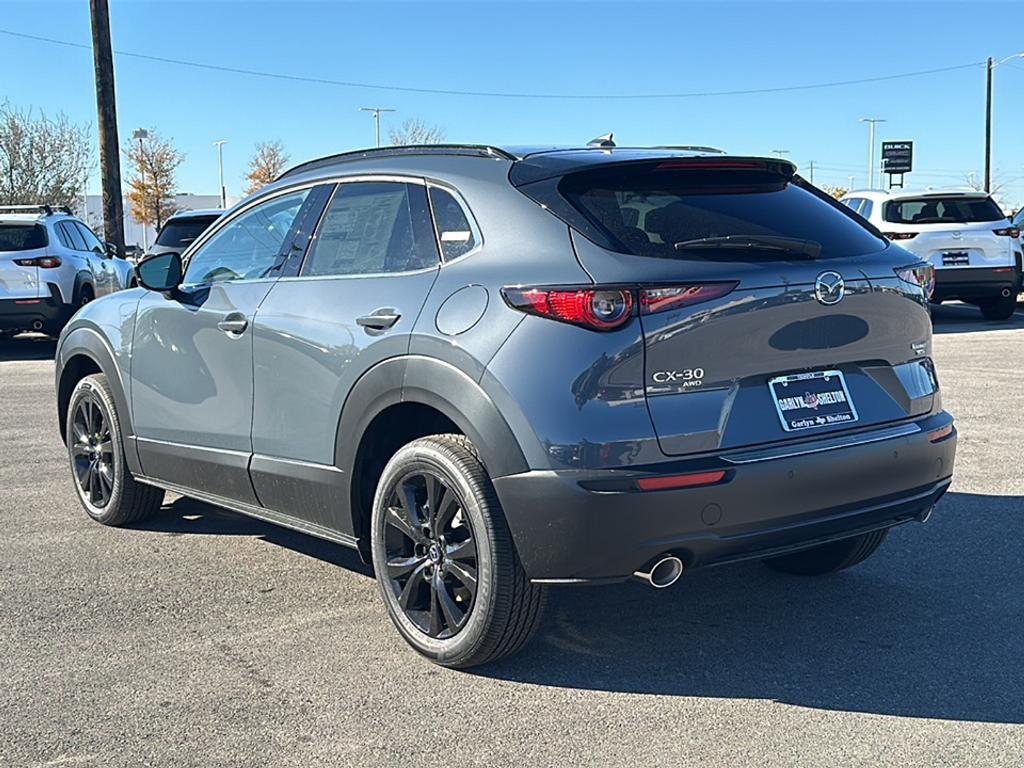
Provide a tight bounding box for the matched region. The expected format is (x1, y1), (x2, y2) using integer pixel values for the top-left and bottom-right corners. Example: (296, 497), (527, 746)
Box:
(814, 271), (845, 305)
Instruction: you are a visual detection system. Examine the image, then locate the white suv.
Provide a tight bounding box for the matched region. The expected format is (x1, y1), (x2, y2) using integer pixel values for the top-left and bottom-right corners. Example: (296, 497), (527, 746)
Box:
(841, 189), (1022, 320)
(0, 205), (135, 336)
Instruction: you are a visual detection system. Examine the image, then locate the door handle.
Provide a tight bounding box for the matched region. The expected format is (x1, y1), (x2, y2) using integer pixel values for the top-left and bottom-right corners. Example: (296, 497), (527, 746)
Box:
(217, 314), (249, 335)
(356, 309), (401, 332)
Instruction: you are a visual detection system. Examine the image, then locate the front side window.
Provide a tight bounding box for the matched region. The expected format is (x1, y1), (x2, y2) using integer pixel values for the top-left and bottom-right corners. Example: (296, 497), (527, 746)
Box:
(429, 186), (478, 260)
(883, 196), (1005, 225)
(0, 224), (47, 251)
(183, 189), (308, 285)
(301, 182), (438, 277)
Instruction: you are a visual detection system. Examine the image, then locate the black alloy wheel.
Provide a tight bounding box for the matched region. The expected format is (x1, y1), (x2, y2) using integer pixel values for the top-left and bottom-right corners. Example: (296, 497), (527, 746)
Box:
(382, 470), (478, 639)
(70, 395), (115, 508)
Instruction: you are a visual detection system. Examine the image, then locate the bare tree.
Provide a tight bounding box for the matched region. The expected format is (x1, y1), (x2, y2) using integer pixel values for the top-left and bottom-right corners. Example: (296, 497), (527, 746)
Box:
(0, 102), (93, 206)
(964, 172), (1006, 198)
(389, 118), (446, 146)
(125, 130), (183, 231)
(821, 185), (849, 200)
(244, 140), (290, 194)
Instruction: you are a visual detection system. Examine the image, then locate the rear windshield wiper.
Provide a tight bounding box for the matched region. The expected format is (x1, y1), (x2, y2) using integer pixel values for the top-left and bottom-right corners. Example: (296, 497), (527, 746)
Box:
(674, 235), (822, 259)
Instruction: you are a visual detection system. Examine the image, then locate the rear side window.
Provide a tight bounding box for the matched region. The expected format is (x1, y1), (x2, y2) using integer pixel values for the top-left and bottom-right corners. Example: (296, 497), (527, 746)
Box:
(860, 200), (874, 219)
(428, 187), (478, 260)
(557, 165), (886, 259)
(883, 196), (1005, 224)
(155, 215), (220, 250)
(0, 224), (47, 251)
(73, 222), (104, 253)
(302, 182), (439, 277)
(58, 221), (87, 251)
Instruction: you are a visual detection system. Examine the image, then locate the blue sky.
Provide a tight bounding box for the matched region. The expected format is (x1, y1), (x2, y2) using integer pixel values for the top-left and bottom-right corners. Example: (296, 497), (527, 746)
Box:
(3, 0), (1023, 209)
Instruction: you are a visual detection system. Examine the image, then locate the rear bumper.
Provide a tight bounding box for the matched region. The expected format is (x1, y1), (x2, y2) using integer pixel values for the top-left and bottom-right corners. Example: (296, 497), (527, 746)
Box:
(933, 266), (1020, 301)
(0, 295), (67, 331)
(493, 413), (957, 582)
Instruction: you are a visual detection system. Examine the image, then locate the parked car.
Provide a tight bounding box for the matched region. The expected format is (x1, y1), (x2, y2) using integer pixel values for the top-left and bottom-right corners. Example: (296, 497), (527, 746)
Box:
(1013, 207), (1024, 266)
(0, 204), (134, 336)
(842, 189), (1021, 320)
(55, 145), (956, 667)
(147, 209), (223, 259)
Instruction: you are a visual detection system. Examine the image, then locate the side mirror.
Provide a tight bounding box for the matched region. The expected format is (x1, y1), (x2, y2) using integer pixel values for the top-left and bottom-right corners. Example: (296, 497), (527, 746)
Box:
(136, 252), (183, 294)
(105, 242), (118, 259)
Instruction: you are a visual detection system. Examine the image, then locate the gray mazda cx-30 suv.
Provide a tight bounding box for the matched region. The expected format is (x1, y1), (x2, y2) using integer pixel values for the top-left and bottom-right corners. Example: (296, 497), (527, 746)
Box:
(54, 144), (957, 667)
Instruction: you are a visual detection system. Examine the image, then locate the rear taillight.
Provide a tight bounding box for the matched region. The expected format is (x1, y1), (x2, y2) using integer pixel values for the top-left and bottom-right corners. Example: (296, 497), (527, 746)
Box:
(503, 282), (738, 331)
(883, 232), (918, 241)
(993, 227), (1020, 238)
(896, 263), (935, 299)
(502, 287), (634, 331)
(639, 283), (737, 314)
(13, 256), (61, 268)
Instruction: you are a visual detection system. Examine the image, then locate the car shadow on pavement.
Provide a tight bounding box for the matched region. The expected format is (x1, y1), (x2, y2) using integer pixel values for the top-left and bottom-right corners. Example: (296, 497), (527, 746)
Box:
(137, 494), (373, 576)
(930, 302), (1024, 334)
(478, 490), (1024, 725)
(0, 333), (57, 361)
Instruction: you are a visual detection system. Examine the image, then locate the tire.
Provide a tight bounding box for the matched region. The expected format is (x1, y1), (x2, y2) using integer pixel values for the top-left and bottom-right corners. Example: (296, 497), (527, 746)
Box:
(66, 373), (164, 526)
(979, 294), (1017, 321)
(78, 283), (94, 308)
(762, 529), (889, 576)
(370, 434), (546, 668)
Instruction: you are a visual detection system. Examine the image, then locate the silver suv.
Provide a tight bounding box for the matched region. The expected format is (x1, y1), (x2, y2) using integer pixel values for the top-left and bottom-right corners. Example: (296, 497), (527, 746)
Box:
(0, 205), (134, 335)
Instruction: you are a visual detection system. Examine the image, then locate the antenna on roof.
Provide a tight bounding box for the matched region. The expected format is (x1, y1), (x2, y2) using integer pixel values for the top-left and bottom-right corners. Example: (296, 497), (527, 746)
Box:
(587, 132), (616, 148)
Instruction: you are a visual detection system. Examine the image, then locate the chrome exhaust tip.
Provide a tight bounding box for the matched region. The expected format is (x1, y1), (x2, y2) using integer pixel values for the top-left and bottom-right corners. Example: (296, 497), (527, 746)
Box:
(918, 505), (934, 523)
(1001, 288), (1013, 298)
(633, 555), (684, 589)
(31, 320), (43, 331)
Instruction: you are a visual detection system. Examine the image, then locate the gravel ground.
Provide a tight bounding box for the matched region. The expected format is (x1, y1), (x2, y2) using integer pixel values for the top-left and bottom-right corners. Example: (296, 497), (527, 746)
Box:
(1, 302), (1022, 767)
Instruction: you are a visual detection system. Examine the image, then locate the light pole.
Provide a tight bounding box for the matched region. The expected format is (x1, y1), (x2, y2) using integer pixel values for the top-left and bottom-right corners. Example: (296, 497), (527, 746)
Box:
(771, 149), (790, 159)
(131, 128), (149, 250)
(859, 118), (885, 189)
(213, 140), (228, 208)
(848, 175), (856, 191)
(360, 107), (395, 147)
(984, 52), (1024, 192)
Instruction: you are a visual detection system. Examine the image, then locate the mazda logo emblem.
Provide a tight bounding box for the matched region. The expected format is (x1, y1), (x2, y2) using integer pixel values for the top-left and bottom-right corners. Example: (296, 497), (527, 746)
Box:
(815, 271), (845, 305)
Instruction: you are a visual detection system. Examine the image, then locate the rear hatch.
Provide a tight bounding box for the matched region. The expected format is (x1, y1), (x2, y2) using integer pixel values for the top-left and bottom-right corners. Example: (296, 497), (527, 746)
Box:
(514, 155), (937, 456)
(0, 223), (47, 300)
(880, 194), (1014, 270)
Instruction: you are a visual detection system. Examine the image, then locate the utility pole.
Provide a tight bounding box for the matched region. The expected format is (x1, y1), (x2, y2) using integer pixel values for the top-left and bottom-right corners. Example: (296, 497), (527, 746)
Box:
(984, 57), (993, 192)
(860, 117), (885, 190)
(982, 53), (1023, 194)
(89, 0), (125, 257)
(213, 140), (228, 208)
(359, 107), (395, 147)
(771, 149), (790, 159)
(848, 175), (856, 190)
(808, 160), (815, 184)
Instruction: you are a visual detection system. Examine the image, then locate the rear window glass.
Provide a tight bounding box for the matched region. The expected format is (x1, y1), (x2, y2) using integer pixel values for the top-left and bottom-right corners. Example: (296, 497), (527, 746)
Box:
(883, 196), (1004, 224)
(155, 215), (220, 249)
(558, 167), (886, 260)
(429, 187), (477, 260)
(0, 224), (47, 251)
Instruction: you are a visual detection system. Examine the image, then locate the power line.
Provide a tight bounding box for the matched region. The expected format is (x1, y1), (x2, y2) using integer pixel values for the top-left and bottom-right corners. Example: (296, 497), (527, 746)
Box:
(0, 27), (987, 101)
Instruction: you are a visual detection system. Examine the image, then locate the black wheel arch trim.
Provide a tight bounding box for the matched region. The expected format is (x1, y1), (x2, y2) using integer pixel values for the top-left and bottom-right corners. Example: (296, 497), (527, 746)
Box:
(72, 271), (95, 304)
(335, 355), (529, 547)
(55, 326), (142, 475)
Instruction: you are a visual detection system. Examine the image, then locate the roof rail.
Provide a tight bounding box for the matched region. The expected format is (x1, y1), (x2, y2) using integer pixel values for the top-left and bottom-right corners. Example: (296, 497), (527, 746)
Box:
(0, 204), (74, 216)
(277, 144), (517, 181)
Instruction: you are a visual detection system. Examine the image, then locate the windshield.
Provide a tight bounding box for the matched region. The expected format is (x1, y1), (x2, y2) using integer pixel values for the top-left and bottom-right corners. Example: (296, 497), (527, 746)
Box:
(155, 215), (220, 249)
(0, 223), (48, 251)
(883, 196), (1005, 225)
(558, 166), (886, 260)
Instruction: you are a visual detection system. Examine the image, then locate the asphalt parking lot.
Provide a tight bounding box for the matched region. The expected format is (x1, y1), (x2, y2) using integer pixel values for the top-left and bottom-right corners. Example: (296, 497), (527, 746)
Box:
(1, 303), (1022, 768)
